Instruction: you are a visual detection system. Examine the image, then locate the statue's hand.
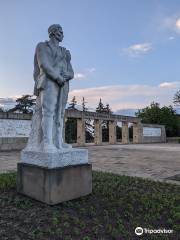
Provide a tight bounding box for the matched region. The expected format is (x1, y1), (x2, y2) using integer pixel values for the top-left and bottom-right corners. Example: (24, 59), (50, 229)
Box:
(65, 50), (71, 62)
(56, 75), (64, 86)
(63, 72), (73, 81)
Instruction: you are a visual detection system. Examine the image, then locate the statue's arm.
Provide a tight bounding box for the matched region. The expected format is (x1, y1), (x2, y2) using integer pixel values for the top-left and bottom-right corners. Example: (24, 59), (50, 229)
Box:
(64, 50), (74, 81)
(66, 62), (74, 81)
(36, 43), (62, 83)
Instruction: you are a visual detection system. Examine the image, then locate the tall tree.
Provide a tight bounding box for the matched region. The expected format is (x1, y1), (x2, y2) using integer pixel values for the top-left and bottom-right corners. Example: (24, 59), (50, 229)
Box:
(65, 118), (77, 143)
(0, 107), (4, 112)
(96, 98), (105, 113)
(136, 102), (160, 124)
(68, 96), (77, 109)
(95, 99), (113, 141)
(96, 99), (113, 114)
(81, 97), (94, 142)
(8, 95), (36, 114)
(66, 96), (78, 142)
(173, 90), (180, 106)
(135, 102), (180, 137)
(82, 97), (87, 112)
(104, 104), (112, 114)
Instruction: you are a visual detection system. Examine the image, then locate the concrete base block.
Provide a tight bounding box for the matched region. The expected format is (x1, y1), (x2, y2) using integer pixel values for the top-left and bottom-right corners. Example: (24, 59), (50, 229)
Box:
(17, 163), (92, 205)
(20, 148), (88, 168)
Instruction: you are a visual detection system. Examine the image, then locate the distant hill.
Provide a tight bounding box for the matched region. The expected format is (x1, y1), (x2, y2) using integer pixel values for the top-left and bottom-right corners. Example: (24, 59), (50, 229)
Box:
(0, 97), (16, 111)
(114, 109), (138, 117)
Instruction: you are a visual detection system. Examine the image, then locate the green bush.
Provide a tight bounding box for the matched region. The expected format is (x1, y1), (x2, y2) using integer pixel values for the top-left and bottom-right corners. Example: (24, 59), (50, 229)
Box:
(0, 172), (16, 189)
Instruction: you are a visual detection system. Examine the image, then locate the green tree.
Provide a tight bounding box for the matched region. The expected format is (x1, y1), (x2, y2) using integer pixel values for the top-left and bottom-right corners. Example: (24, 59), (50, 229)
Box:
(65, 118), (77, 143)
(96, 99), (113, 114)
(135, 102), (160, 124)
(8, 95), (36, 114)
(173, 90), (180, 106)
(104, 104), (112, 114)
(96, 99), (113, 141)
(68, 96), (77, 109)
(0, 107), (5, 112)
(135, 102), (180, 137)
(82, 97), (87, 112)
(96, 98), (105, 113)
(65, 96), (78, 143)
(82, 97), (94, 142)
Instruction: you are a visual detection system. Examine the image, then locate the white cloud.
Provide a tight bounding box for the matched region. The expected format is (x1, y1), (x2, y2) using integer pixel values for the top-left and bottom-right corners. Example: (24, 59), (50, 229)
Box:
(74, 67), (96, 80)
(87, 67), (96, 73)
(159, 81), (179, 88)
(123, 43), (152, 57)
(69, 81), (180, 111)
(74, 73), (86, 80)
(175, 18), (180, 29)
(2, 82), (179, 112)
(163, 16), (180, 33)
(168, 36), (175, 40)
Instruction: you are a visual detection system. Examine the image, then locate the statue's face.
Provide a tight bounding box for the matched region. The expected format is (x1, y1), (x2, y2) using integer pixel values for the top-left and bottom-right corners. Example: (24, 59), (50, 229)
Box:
(53, 27), (64, 42)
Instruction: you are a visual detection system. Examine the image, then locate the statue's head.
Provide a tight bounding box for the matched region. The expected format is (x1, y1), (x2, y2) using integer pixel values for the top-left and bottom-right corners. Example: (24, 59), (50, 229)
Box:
(48, 24), (63, 42)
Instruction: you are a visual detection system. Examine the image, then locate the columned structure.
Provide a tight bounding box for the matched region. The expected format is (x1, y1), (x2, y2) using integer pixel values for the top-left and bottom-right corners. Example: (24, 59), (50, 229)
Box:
(77, 118), (85, 146)
(122, 121), (129, 144)
(109, 120), (117, 144)
(94, 119), (102, 145)
(0, 111), (166, 150)
(63, 117), (67, 142)
(65, 109), (140, 146)
(133, 122), (141, 143)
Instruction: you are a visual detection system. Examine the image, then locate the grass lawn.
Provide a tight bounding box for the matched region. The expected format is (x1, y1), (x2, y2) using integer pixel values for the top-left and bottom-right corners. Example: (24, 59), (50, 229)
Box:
(0, 171), (179, 240)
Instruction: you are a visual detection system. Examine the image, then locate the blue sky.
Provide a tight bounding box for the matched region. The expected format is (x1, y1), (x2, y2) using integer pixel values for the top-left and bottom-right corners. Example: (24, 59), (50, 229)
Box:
(0, 0), (180, 112)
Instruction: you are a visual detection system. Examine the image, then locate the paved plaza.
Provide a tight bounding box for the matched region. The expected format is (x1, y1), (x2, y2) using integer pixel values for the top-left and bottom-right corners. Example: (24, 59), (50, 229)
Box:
(0, 143), (180, 184)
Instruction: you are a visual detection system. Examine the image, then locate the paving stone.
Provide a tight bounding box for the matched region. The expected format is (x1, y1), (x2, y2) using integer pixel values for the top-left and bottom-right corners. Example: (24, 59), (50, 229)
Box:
(0, 143), (180, 184)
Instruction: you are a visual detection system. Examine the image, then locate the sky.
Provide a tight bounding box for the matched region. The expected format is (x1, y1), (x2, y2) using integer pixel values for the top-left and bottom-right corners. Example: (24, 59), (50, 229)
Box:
(0, 0), (180, 113)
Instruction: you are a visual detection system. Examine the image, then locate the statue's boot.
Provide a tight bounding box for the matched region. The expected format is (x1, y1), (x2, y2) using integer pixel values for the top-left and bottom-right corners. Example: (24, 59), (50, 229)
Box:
(62, 142), (72, 149)
(41, 116), (58, 153)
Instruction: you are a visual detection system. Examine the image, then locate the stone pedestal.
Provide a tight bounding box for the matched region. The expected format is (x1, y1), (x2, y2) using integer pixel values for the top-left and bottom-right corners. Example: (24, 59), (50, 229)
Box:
(21, 148), (88, 168)
(17, 148), (92, 205)
(17, 163), (92, 205)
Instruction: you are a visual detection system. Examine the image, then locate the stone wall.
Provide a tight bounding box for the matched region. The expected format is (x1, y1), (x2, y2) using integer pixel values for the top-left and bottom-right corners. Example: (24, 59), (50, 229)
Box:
(0, 113), (31, 150)
(0, 137), (28, 151)
(0, 112), (32, 120)
(0, 112), (166, 150)
(0, 119), (31, 137)
(140, 124), (166, 143)
(166, 137), (180, 143)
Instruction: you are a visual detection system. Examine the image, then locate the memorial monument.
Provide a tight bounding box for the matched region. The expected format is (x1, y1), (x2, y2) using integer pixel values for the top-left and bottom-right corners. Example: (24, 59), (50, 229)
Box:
(17, 24), (92, 205)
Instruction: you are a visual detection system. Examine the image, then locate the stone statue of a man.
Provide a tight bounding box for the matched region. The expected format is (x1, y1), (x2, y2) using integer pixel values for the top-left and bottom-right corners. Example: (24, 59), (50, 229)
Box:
(26, 24), (74, 152)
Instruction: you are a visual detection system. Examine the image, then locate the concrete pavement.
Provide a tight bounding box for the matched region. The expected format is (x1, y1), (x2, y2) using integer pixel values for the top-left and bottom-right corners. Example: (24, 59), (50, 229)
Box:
(0, 143), (180, 184)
